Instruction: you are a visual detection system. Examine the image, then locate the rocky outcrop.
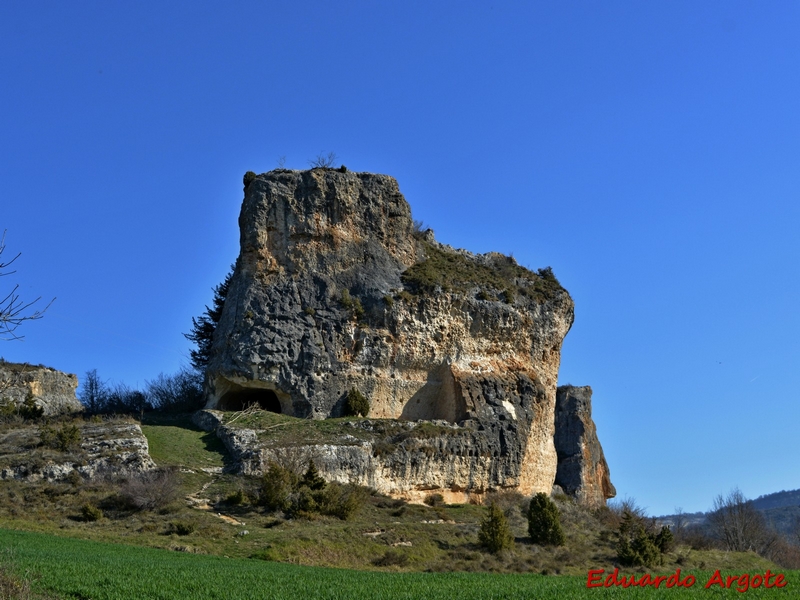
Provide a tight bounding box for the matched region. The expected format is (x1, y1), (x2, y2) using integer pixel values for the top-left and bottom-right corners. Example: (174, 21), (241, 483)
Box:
(0, 361), (84, 416)
(554, 385), (615, 506)
(0, 420), (155, 482)
(204, 168), (612, 503)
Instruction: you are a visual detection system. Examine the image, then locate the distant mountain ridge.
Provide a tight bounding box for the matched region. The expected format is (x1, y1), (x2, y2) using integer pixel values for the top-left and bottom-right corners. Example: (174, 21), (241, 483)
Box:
(657, 488), (800, 537)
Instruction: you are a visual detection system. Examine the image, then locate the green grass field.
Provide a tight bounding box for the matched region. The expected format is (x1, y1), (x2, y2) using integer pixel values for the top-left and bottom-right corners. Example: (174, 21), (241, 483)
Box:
(1, 529), (796, 599)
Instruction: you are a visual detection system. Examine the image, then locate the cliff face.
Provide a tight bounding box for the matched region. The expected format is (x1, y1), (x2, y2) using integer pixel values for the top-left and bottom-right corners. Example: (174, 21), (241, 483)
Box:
(205, 168), (611, 502)
(0, 361), (84, 416)
(554, 385), (616, 506)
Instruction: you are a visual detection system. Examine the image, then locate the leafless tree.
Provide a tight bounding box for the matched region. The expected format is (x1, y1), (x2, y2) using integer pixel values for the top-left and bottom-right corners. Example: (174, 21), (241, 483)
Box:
(308, 151), (338, 168)
(707, 487), (777, 554)
(0, 231), (53, 340)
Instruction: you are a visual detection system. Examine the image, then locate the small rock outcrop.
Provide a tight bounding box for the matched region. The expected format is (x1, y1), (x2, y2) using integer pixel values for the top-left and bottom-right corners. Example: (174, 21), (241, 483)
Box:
(0, 361), (84, 416)
(554, 385), (616, 506)
(204, 168), (613, 503)
(0, 420), (156, 482)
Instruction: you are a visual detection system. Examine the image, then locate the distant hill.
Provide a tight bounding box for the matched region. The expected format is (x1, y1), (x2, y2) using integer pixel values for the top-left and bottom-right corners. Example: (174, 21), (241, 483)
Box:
(657, 488), (800, 537)
(752, 489), (800, 511)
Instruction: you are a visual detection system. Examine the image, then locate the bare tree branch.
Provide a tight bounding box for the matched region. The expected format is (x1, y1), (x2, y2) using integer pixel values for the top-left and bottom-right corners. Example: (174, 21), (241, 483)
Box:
(0, 231), (54, 340)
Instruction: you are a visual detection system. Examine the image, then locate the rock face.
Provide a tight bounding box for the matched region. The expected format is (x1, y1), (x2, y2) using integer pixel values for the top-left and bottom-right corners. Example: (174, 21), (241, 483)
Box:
(0, 420), (156, 482)
(0, 361), (84, 416)
(205, 168), (613, 503)
(554, 385), (616, 506)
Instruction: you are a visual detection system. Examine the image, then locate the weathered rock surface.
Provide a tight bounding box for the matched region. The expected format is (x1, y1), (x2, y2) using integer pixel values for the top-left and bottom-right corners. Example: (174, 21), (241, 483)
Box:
(554, 385), (616, 506)
(0, 420), (156, 482)
(204, 168), (613, 503)
(0, 361), (84, 416)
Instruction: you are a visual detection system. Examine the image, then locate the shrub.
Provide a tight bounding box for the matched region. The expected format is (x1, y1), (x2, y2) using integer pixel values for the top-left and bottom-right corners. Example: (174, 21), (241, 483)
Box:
(119, 468), (180, 511)
(373, 549), (409, 567)
(81, 503), (103, 522)
(259, 462), (297, 513)
(300, 460), (326, 491)
(479, 502), (515, 553)
(339, 289), (364, 319)
(225, 489), (248, 505)
(243, 171), (257, 189)
(344, 387), (369, 417)
(19, 394), (43, 420)
(318, 483), (368, 520)
(527, 493), (565, 546)
(424, 493), (444, 507)
(308, 152), (337, 169)
(617, 510), (660, 567)
(168, 521), (196, 536)
(39, 424), (82, 452)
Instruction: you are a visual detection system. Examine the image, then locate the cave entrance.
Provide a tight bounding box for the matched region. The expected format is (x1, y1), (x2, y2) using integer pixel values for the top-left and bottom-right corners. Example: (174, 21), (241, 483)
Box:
(219, 388), (283, 413)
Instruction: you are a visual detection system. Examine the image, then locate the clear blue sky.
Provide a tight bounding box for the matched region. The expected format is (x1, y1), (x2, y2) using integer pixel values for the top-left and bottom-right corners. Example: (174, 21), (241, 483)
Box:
(2, 1), (798, 517)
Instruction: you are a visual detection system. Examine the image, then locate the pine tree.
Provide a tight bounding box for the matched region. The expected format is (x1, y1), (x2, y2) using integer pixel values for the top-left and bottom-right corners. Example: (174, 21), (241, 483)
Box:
(300, 460), (326, 491)
(184, 265), (235, 371)
(527, 492), (565, 546)
(479, 502), (515, 553)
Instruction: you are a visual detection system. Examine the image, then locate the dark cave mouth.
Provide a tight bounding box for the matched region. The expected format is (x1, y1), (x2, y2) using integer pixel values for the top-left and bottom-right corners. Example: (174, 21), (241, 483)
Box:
(219, 387), (283, 413)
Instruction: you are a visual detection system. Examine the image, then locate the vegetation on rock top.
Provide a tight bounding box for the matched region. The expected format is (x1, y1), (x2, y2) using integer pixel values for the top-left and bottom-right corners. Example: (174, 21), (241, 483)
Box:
(400, 241), (564, 304)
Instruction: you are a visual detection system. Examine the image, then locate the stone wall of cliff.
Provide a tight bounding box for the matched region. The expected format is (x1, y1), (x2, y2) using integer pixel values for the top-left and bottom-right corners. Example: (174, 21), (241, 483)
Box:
(0, 361), (84, 416)
(204, 168), (610, 502)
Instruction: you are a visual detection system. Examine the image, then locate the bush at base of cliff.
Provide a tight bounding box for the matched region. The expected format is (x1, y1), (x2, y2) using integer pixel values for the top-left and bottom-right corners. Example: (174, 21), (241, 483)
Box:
(479, 502), (515, 553)
(259, 462), (297, 513)
(527, 493), (565, 546)
(344, 387), (369, 417)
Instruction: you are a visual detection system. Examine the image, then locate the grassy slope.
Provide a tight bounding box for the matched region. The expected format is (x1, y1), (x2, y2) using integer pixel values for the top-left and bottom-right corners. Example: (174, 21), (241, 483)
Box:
(0, 412), (794, 597)
(2, 529), (797, 600)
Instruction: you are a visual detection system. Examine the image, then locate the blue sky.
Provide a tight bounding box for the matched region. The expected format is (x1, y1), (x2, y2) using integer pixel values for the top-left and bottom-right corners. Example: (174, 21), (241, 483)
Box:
(2, 1), (798, 516)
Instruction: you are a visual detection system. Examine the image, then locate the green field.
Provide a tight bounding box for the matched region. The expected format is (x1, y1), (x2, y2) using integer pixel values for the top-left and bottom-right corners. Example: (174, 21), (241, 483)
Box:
(0, 529), (796, 599)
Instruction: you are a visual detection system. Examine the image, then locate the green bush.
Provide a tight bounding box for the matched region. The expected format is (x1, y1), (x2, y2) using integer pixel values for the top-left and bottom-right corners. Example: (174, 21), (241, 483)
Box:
(616, 510), (661, 567)
(225, 489), (248, 506)
(168, 521), (196, 536)
(339, 290), (364, 319)
(19, 394), (43, 420)
(243, 171), (257, 189)
(344, 387), (369, 417)
(478, 502), (515, 553)
(424, 493), (444, 507)
(259, 462), (297, 513)
(39, 424), (82, 452)
(318, 483), (368, 520)
(81, 503), (103, 522)
(300, 460), (326, 491)
(527, 492), (565, 546)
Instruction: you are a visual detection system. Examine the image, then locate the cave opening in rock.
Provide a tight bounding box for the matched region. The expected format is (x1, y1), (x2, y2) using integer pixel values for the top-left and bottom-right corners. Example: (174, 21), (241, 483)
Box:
(219, 388), (282, 413)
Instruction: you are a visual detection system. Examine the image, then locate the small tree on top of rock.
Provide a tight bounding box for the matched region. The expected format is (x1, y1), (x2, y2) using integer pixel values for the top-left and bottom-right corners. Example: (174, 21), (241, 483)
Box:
(479, 502), (515, 553)
(527, 492), (565, 546)
(344, 387), (369, 417)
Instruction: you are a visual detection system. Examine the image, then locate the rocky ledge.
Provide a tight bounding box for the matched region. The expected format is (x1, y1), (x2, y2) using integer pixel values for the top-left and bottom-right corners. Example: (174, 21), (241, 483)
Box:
(0, 420), (156, 483)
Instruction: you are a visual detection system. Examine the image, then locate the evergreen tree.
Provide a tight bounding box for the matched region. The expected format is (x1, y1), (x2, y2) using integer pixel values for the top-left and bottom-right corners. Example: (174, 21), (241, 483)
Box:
(184, 265), (235, 371)
(479, 502), (515, 553)
(300, 460), (326, 491)
(527, 492), (565, 546)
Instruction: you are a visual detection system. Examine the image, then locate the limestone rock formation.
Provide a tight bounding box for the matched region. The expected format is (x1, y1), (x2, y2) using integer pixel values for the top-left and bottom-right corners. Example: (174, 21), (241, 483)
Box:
(0, 420), (156, 482)
(554, 385), (616, 506)
(204, 168), (613, 503)
(0, 361), (84, 416)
